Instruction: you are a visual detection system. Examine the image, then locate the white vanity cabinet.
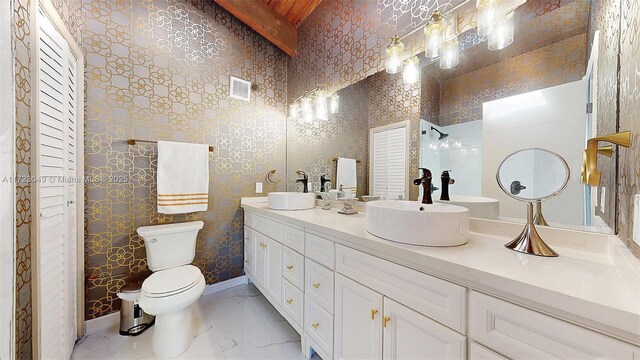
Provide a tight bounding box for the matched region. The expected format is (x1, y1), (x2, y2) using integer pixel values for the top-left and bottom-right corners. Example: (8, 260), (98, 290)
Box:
(242, 207), (640, 360)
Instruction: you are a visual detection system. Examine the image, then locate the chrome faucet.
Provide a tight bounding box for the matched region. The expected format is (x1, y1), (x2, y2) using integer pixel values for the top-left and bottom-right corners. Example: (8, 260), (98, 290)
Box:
(413, 168), (433, 204)
(440, 170), (455, 201)
(296, 170), (309, 193)
(320, 174), (331, 192)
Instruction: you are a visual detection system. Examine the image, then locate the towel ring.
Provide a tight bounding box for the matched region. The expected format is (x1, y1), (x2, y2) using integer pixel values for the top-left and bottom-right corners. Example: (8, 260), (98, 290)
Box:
(267, 170), (280, 184)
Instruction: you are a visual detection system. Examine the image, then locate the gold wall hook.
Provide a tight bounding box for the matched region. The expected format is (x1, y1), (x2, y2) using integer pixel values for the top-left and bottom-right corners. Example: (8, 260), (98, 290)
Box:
(581, 131), (632, 187)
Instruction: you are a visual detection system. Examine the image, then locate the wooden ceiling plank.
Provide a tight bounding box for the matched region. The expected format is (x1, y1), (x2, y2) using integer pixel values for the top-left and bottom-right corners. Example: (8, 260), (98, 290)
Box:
(215, 0), (297, 56)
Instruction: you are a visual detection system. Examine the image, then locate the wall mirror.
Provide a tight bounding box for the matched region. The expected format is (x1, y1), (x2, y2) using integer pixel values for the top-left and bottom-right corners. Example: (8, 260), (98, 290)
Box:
(286, 0), (619, 235)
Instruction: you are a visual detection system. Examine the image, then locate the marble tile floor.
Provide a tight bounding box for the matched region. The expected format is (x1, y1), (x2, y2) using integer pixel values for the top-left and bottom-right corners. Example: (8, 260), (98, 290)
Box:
(72, 283), (313, 360)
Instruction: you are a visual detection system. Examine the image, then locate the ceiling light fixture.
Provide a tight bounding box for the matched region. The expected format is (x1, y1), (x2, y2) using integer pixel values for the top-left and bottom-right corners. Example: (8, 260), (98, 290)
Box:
(439, 37), (460, 70)
(487, 11), (514, 50)
(402, 56), (420, 84)
(385, 36), (405, 74)
(301, 97), (314, 123)
(329, 93), (339, 114)
(315, 88), (328, 121)
(289, 101), (299, 119)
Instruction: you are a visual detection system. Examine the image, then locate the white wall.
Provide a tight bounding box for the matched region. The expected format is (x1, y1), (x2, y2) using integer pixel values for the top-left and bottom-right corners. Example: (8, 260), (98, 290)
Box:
(482, 80), (587, 226)
(420, 120), (482, 199)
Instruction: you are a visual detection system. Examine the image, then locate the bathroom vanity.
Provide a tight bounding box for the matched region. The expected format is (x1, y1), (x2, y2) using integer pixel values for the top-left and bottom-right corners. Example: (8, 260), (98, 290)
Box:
(241, 198), (640, 360)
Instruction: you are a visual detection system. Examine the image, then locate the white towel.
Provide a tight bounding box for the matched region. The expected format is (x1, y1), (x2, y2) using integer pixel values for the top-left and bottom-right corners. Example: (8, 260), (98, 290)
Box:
(157, 141), (209, 214)
(337, 157), (357, 195)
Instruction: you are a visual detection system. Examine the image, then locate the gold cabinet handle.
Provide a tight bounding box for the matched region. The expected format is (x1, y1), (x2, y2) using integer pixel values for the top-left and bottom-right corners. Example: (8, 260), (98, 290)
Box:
(286, 299), (293, 304)
(371, 309), (378, 320)
(312, 282), (320, 289)
(286, 265), (294, 270)
(383, 316), (391, 328)
(311, 322), (319, 329)
(582, 131), (631, 186)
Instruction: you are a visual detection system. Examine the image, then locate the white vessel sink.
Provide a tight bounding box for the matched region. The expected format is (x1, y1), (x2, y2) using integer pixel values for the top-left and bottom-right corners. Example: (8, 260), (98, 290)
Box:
(435, 195), (499, 220)
(366, 200), (469, 247)
(268, 192), (316, 210)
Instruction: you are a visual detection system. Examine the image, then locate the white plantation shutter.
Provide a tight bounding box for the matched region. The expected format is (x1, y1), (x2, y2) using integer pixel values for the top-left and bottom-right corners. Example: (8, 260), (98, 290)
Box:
(36, 7), (79, 359)
(371, 124), (408, 200)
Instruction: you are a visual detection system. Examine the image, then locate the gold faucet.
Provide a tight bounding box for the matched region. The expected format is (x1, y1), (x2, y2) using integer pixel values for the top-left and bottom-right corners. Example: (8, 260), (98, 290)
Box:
(581, 131), (632, 187)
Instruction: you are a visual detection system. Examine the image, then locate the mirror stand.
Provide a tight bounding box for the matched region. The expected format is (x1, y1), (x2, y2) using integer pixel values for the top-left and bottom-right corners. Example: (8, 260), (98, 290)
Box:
(505, 202), (558, 257)
(533, 200), (549, 226)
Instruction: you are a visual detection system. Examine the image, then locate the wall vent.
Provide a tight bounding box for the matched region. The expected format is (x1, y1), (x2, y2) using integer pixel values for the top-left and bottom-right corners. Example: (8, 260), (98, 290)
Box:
(230, 76), (251, 101)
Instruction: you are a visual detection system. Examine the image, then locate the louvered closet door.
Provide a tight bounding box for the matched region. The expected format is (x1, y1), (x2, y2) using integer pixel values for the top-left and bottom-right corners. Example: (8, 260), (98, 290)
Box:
(371, 125), (407, 200)
(372, 131), (388, 198)
(36, 7), (78, 359)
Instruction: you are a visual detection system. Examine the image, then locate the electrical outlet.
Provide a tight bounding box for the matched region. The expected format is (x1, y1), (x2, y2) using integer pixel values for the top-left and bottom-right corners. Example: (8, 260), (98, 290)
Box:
(600, 186), (606, 213)
(633, 194), (640, 246)
(255, 182), (263, 194)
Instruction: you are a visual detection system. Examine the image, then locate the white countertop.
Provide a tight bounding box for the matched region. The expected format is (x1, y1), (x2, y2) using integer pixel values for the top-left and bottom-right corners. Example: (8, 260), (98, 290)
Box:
(241, 199), (640, 346)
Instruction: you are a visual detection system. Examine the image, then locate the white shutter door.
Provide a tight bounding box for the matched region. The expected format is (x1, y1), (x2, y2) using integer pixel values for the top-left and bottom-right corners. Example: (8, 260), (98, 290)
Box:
(36, 7), (77, 359)
(386, 127), (407, 200)
(372, 131), (388, 198)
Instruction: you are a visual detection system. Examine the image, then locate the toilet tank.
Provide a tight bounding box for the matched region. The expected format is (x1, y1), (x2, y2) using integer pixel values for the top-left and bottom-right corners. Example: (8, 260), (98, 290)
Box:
(137, 221), (204, 271)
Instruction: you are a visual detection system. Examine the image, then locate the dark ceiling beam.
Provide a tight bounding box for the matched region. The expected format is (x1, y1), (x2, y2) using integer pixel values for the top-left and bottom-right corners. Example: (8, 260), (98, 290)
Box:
(215, 0), (297, 56)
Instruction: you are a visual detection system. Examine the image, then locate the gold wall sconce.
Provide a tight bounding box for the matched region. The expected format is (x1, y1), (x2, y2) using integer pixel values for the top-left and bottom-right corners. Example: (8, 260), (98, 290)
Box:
(581, 131), (632, 187)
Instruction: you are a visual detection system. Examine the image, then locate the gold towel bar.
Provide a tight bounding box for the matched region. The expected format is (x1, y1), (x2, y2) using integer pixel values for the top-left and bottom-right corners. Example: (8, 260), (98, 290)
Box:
(332, 157), (361, 163)
(127, 139), (214, 153)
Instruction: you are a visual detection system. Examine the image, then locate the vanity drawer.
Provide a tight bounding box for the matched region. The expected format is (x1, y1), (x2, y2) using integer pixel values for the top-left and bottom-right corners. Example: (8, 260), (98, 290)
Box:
(282, 278), (303, 328)
(469, 343), (508, 360)
(254, 215), (282, 241)
(281, 226), (304, 253)
(282, 246), (304, 290)
(335, 244), (466, 334)
(244, 212), (256, 229)
(305, 297), (334, 356)
(469, 291), (637, 360)
(305, 259), (334, 314)
(305, 232), (335, 269)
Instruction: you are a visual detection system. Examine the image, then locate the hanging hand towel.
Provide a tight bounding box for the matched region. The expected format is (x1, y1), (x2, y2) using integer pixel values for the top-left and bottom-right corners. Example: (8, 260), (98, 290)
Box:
(157, 141), (209, 214)
(336, 157), (357, 196)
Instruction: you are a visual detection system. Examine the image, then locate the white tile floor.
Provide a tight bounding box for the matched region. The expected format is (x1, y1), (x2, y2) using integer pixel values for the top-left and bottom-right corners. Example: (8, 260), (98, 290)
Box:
(72, 284), (309, 360)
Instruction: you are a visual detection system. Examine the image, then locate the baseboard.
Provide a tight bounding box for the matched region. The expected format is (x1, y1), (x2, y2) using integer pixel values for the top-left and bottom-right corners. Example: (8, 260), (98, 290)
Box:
(83, 275), (249, 335)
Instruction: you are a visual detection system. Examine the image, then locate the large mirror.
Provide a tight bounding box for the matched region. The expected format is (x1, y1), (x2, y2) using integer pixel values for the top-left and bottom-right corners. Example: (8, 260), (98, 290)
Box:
(286, 0), (617, 234)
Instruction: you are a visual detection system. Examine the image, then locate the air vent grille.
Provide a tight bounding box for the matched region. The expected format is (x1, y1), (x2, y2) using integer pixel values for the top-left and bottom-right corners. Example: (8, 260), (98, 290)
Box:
(230, 76), (251, 101)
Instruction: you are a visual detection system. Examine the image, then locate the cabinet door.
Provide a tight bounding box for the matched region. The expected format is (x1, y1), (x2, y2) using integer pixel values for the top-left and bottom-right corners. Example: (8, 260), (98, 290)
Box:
(265, 237), (282, 305)
(254, 232), (267, 287)
(383, 298), (466, 360)
(334, 274), (383, 360)
(243, 226), (255, 276)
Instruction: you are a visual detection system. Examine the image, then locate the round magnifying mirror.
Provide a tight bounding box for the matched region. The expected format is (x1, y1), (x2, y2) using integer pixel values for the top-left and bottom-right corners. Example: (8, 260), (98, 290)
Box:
(496, 148), (570, 258)
(496, 148), (570, 202)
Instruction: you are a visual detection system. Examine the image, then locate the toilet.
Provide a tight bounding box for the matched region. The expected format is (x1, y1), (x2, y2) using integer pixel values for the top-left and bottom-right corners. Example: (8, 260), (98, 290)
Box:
(137, 221), (206, 358)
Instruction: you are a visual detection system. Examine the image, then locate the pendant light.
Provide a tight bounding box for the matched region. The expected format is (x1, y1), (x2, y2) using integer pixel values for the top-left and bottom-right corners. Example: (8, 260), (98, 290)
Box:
(402, 56), (420, 84)
(315, 89), (328, 121)
(301, 97), (314, 123)
(289, 101), (300, 119)
(488, 11), (514, 50)
(423, 10), (446, 60)
(385, 36), (405, 74)
(439, 37), (460, 70)
(476, 0), (498, 37)
(329, 93), (339, 114)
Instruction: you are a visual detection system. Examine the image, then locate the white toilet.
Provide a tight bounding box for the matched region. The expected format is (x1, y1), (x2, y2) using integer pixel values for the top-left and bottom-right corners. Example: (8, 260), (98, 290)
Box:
(137, 221), (206, 358)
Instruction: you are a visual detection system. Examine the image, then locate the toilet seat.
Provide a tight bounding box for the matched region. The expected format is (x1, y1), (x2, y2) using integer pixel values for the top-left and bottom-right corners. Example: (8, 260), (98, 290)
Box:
(141, 265), (202, 298)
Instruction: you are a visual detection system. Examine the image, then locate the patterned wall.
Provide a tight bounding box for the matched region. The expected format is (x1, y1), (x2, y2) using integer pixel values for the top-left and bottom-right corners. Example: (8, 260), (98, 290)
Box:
(618, 0), (640, 258)
(11, 0), (82, 358)
(82, 0), (287, 319)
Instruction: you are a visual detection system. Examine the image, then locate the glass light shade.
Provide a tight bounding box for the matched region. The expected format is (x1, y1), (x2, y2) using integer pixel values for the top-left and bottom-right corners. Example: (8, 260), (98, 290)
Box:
(385, 36), (405, 74)
(329, 93), (339, 114)
(402, 56), (420, 84)
(315, 91), (328, 121)
(488, 11), (514, 50)
(439, 38), (460, 69)
(289, 102), (299, 119)
(423, 11), (446, 59)
(476, 0), (498, 37)
(301, 97), (314, 122)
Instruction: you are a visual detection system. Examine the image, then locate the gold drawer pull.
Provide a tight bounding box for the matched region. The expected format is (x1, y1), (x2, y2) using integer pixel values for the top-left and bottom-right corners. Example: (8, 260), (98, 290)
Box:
(371, 309), (378, 320)
(383, 316), (391, 328)
(311, 322), (319, 329)
(287, 265), (294, 270)
(286, 299), (293, 304)
(312, 282), (320, 289)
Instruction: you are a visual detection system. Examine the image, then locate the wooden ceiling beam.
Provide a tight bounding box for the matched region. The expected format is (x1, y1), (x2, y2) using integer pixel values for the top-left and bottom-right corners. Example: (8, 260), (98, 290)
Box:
(215, 0), (297, 56)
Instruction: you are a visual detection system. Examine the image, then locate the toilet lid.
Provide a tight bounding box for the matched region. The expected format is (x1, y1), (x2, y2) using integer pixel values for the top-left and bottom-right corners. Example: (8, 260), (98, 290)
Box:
(142, 265), (202, 297)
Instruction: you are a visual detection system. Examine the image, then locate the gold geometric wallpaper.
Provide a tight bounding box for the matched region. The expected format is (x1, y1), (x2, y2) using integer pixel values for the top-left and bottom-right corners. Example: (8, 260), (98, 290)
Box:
(618, 0), (640, 258)
(82, 0), (287, 319)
